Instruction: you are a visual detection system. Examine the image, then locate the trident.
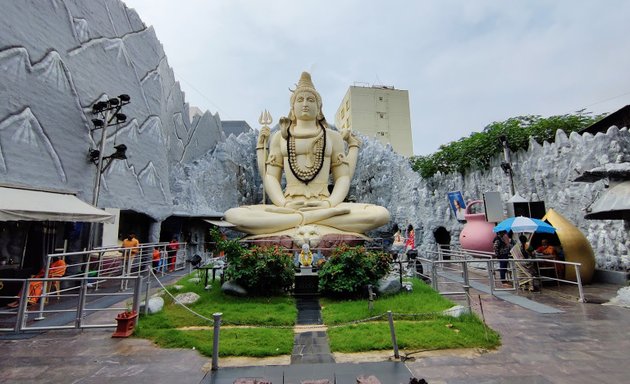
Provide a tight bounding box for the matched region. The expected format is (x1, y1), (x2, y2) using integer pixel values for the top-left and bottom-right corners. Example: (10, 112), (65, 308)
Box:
(258, 110), (273, 203)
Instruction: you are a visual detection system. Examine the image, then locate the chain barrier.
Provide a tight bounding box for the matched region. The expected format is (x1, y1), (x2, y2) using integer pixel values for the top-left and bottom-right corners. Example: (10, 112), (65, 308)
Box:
(148, 277), (475, 330)
(148, 269), (478, 333)
(327, 313), (387, 329)
(148, 269), (296, 329)
(149, 269), (216, 325)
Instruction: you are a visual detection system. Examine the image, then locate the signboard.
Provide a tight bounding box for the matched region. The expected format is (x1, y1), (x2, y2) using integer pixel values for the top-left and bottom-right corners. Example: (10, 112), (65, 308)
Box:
(447, 191), (466, 222)
(483, 192), (504, 223)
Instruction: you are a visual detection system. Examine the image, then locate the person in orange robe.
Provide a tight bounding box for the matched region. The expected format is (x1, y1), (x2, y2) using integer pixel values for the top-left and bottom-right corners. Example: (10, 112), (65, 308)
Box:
(167, 238), (179, 272)
(7, 257), (67, 308)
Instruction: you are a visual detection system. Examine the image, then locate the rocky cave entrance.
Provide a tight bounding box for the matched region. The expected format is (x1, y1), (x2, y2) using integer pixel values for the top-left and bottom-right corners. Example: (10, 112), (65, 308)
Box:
(433, 226), (451, 260)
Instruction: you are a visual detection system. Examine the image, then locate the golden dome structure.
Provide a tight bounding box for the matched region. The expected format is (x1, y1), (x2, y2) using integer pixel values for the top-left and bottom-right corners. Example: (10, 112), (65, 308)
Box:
(541, 209), (595, 283)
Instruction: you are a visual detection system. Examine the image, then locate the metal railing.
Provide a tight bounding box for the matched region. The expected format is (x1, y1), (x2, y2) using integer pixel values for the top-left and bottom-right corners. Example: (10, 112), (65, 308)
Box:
(407, 247), (585, 303)
(0, 276), (141, 333)
(0, 241), (190, 333)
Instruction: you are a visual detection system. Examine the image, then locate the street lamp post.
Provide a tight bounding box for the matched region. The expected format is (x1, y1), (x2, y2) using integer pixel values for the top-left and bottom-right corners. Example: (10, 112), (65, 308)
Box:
(87, 94), (131, 249)
(499, 135), (516, 197)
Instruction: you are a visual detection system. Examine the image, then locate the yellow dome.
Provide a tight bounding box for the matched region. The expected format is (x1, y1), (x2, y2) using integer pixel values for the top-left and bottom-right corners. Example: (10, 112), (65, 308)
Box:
(542, 209), (595, 283)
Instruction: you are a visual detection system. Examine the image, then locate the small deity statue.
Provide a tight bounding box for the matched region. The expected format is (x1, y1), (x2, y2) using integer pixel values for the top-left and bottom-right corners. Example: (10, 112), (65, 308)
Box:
(298, 243), (313, 267)
(224, 72), (390, 239)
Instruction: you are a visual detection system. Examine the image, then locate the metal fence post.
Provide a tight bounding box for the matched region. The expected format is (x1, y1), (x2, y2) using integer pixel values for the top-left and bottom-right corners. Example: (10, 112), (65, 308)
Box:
(95, 251), (104, 291)
(462, 261), (471, 310)
(367, 285), (375, 313)
(431, 262), (438, 290)
(35, 256), (52, 320)
(575, 264), (585, 302)
(387, 310), (399, 359)
(212, 312), (223, 370)
(487, 260), (495, 295)
(132, 277), (142, 314)
(14, 280), (30, 333)
(143, 275), (151, 316)
(76, 278), (88, 329)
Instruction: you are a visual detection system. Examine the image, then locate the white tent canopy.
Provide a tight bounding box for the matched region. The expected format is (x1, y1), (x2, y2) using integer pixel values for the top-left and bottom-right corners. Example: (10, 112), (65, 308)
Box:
(0, 186), (114, 223)
(585, 180), (630, 220)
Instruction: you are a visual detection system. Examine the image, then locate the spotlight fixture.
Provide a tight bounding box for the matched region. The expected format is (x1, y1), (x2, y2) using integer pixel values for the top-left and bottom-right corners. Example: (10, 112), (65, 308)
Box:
(88, 148), (100, 164)
(89, 94), (132, 177)
(88, 92), (132, 251)
(111, 144), (127, 160)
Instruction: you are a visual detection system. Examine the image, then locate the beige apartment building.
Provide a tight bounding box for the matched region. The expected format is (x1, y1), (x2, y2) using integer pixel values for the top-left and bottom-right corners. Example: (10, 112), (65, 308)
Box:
(335, 85), (413, 157)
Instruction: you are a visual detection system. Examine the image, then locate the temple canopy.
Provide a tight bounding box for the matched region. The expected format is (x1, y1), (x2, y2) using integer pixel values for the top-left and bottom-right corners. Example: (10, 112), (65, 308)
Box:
(0, 186), (114, 223)
(585, 181), (630, 220)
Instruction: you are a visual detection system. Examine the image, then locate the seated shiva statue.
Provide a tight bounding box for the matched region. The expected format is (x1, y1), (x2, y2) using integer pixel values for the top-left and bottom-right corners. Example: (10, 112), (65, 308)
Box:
(224, 72), (390, 239)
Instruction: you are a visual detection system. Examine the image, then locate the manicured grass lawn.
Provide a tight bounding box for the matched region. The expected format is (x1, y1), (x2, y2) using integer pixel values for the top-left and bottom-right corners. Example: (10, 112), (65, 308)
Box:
(328, 316), (499, 353)
(136, 275), (296, 357)
(140, 276), (297, 327)
(135, 327), (294, 357)
(320, 278), (455, 324)
(322, 279), (500, 353)
(135, 275), (500, 357)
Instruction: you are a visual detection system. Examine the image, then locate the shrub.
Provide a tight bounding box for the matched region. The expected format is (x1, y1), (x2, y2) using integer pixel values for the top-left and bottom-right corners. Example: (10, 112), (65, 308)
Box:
(318, 245), (391, 299)
(224, 245), (295, 296)
(409, 112), (604, 178)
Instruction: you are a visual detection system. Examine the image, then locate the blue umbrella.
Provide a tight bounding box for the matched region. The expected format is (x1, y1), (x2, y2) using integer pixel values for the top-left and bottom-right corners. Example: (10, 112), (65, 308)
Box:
(493, 216), (556, 234)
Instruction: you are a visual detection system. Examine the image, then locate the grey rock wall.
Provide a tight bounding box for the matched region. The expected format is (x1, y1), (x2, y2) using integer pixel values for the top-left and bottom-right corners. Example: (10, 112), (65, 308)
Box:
(350, 127), (630, 272)
(0, 0), (225, 221)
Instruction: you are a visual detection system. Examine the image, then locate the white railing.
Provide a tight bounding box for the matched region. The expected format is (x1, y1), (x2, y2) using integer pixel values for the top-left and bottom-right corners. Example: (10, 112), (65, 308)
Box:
(0, 241), (190, 332)
(413, 247), (585, 302)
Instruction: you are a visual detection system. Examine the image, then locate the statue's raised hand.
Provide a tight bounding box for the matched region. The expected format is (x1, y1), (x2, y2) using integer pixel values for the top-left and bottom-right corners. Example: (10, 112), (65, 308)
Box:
(257, 125), (271, 148)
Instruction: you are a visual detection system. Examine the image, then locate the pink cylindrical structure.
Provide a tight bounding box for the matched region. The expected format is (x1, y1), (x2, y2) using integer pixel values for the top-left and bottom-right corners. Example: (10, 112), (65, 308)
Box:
(459, 200), (496, 253)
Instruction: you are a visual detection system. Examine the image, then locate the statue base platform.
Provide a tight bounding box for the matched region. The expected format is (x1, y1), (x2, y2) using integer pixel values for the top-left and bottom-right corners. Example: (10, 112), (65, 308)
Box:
(243, 226), (368, 255)
(294, 269), (319, 296)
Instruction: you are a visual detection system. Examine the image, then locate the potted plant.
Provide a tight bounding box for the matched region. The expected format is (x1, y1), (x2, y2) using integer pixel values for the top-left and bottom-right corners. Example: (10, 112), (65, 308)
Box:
(112, 303), (138, 338)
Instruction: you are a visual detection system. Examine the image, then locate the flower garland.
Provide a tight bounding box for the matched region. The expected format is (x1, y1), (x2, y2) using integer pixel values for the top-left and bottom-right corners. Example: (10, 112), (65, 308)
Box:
(299, 250), (313, 267)
(287, 126), (326, 184)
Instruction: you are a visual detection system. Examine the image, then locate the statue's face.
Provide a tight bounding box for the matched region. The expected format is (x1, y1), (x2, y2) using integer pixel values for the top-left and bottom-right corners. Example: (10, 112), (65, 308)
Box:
(293, 91), (318, 121)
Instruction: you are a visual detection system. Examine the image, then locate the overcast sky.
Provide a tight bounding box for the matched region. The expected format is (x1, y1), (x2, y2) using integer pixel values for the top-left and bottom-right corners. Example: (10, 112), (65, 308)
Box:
(122, 0), (630, 155)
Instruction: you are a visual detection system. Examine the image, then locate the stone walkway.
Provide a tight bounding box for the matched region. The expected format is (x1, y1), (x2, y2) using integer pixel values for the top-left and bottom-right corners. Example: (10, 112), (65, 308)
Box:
(1, 282), (628, 383)
(406, 283), (630, 383)
(291, 295), (335, 365)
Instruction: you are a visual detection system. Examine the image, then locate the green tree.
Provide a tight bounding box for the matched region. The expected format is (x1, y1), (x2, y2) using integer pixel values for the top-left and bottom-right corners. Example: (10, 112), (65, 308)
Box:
(409, 111), (604, 178)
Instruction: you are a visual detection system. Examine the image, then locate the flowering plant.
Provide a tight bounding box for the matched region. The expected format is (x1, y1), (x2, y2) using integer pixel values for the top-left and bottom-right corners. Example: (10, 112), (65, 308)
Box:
(225, 245), (294, 295)
(116, 310), (137, 319)
(318, 244), (391, 298)
(116, 301), (136, 319)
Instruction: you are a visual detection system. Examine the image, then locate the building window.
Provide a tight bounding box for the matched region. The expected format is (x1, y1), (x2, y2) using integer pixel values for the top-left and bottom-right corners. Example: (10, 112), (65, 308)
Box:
(378, 112), (385, 119)
(377, 131), (386, 137)
(378, 96), (383, 101)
